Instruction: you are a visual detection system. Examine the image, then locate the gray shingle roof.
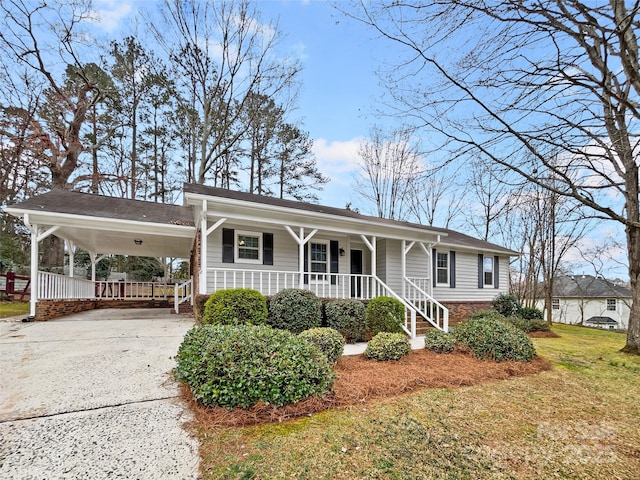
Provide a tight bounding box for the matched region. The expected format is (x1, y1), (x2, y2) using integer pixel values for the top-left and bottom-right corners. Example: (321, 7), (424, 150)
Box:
(585, 316), (618, 324)
(552, 275), (631, 298)
(183, 183), (519, 255)
(9, 190), (194, 226)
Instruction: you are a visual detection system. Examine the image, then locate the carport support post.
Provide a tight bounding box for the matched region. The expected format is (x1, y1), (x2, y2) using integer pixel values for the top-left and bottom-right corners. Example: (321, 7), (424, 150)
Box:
(27, 217), (38, 318)
(66, 240), (75, 278)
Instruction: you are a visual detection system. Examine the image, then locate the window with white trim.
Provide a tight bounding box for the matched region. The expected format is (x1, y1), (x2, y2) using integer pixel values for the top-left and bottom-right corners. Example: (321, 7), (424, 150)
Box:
(552, 298), (560, 310)
(236, 231), (261, 263)
(310, 241), (328, 280)
(436, 252), (449, 284)
(483, 257), (493, 286)
(606, 298), (617, 311)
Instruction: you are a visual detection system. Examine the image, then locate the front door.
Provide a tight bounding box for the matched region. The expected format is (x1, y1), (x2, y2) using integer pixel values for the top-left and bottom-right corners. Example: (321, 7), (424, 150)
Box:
(350, 249), (363, 298)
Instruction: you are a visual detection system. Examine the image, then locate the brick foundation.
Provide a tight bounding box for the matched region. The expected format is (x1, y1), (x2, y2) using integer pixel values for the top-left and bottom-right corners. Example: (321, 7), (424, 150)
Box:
(442, 301), (493, 326)
(34, 299), (173, 321)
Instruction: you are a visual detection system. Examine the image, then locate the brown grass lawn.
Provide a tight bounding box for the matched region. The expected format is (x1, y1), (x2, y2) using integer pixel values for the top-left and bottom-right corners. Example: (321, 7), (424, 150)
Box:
(183, 325), (640, 479)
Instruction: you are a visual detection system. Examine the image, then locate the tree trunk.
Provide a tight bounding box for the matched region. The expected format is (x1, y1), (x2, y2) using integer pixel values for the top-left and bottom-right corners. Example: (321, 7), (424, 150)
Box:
(621, 224), (640, 354)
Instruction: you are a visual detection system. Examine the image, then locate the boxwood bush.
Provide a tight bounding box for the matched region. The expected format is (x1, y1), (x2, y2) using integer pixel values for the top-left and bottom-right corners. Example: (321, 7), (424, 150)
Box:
(504, 316), (550, 333)
(452, 317), (536, 362)
(299, 327), (345, 364)
(423, 329), (456, 354)
(202, 288), (267, 325)
(175, 324), (334, 408)
(267, 289), (322, 333)
(365, 332), (410, 361)
(325, 299), (368, 343)
(518, 306), (544, 320)
(491, 293), (521, 316)
(365, 296), (405, 335)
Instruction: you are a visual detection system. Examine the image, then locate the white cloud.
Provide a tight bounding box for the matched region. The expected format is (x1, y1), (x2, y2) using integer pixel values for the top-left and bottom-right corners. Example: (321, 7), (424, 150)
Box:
(313, 137), (362, 185)
(89, 1), (133, 32)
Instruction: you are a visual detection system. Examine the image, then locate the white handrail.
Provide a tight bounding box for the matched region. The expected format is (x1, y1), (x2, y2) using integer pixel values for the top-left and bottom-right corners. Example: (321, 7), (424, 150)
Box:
(174, 278), (193, 313)
(404, 277), (449, 332)
(37, 271), (94, 300)
(372, 276), (418, 338)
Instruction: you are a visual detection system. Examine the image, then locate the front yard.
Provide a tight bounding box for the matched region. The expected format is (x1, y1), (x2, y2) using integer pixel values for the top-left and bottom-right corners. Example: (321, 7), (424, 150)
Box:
(0, 301), (29, 318)
(187, 324), (640, 479)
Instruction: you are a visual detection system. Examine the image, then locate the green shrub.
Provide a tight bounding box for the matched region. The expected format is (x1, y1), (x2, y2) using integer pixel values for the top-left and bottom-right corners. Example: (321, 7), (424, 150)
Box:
(423, 329), (456, 354)
(325, 299), (367, 343)
(267, 289), (322, 333)
(366, 296), (405, 335)
(453, 317), (536, 362)
(504, 316), (550, 333)
(491, 293), (521, 317)
(299, 327), (345, 364)
(468, 309), (506, 322)
(202, 288), (267, 325)
(518, 306), (544, 320)
(175, 324), (334, 408)
(365, 332), (410, 361)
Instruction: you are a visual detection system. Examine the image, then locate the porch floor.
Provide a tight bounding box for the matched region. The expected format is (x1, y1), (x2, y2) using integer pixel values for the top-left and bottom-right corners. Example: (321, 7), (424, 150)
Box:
(343, 336), (425, 356)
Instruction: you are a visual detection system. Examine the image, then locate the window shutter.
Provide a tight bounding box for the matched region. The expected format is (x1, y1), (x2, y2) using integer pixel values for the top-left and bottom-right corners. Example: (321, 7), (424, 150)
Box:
(432, 248), (437, 288)
(494, 256), (500, 288)
(449, 250), (456, 288)
(303, 242), (309, 284)
(330, 240), (339, 285)
(478, 254), (484, 288)
(222, 228), (234, 263)
(263, 233), (273, 265)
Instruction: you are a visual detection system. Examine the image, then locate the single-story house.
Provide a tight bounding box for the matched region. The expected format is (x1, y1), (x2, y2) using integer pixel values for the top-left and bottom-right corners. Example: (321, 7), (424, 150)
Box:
(537, 275), (631, 330)
(4, 183), (518, 337)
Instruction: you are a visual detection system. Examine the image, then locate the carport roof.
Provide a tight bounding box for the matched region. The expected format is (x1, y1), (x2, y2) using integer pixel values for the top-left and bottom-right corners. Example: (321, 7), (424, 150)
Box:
(4, 190), (196, 258)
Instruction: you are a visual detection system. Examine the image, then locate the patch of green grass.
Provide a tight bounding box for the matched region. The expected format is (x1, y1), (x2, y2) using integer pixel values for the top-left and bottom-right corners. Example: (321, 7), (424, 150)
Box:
(197, 324), (640, 479)
(0, 301), (29, 318)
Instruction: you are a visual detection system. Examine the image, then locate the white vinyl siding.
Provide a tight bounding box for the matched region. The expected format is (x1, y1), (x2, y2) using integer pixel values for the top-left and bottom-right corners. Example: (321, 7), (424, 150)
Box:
(539, 297), (631, 330)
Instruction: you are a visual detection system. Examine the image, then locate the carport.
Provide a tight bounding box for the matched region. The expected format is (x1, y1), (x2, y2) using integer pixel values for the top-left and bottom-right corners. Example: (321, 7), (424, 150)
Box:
(4, 190), (197, 318)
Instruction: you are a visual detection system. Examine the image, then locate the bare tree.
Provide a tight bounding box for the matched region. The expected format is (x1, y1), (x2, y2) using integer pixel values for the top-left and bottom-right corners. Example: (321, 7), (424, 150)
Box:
(407, 165), (465, 228)
(149, 0), (301, 186)
(349, 1), (640, 353)
(356, 126), (424, 220)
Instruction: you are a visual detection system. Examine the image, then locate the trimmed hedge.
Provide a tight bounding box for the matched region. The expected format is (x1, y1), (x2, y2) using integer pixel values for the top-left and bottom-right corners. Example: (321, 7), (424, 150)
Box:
(202, 288), (267, 325)
(325, 299), (368, 343)
(518, 306), (544, 320)
(365, 332), (410, 361)
(366, 296), (405, 335)
(267, 289), (322, 333)
(452, 317), (536, 362)
(175, 324), (334, 408)
(423, 329), (456, 354)
(491, 293), (521, 316)
(299, 327), (345, 364)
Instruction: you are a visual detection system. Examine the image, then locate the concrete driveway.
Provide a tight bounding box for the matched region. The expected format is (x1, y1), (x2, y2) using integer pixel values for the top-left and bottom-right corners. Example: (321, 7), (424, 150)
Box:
(0, 308), (200, 479)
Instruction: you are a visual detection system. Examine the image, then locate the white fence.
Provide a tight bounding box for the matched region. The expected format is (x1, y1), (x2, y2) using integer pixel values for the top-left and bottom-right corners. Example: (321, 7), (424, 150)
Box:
(404, 277), (449, 331)
(38, 271), (95, 300)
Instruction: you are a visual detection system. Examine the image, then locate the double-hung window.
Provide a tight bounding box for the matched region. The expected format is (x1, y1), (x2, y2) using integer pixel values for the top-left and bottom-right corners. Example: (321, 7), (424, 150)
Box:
(483, 257), (493, 286)
(310, 241), (328, 281)
(606, 298), (617, 311)
(236, 231), (261, 263)
(436, 252), (449, 284)
(552, 298), (560, 310)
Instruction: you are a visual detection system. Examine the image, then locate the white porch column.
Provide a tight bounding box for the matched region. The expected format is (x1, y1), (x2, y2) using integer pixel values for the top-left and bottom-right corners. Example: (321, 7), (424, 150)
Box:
(23, 213), (60, 318)
(89, 252), (107, 282)
(284, 226), (318, 289)
(199, 200), (207, 294)
(360, 235), (377, 277)
(66, 239), (75, 278)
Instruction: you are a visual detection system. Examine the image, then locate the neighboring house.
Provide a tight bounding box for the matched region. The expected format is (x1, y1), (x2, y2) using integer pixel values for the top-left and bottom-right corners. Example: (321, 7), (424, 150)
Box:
(538, 275), (631, 330)
(5, 184), (518, 336)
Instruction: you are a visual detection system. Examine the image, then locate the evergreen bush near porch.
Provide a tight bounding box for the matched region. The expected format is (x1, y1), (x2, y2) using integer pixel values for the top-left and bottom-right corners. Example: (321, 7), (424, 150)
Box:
(202, 288), (267, 325)
(453, 317), (536, 362)
(267, 289), (322, 333)
(299, 327), (345, 364)
(325, 299), (368, 343)
(365, 296), (405, 335)
(365, 332), (410, 361)
(175, 324), (334, 408)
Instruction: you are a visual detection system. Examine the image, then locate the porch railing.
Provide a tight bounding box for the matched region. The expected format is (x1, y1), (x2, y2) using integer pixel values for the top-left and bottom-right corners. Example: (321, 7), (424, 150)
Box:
(208, 268), (381, 300)
(174, 278), (193, 313)
(206, 268), (420, 337)
(38, 271), (95, 300)
(404, 277), (449, 332)
(94, 281), (173, 300)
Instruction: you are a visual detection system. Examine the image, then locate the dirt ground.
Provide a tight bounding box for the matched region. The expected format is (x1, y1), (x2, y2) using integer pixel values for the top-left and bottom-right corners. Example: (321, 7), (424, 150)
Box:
(181, 347), (552, 428)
